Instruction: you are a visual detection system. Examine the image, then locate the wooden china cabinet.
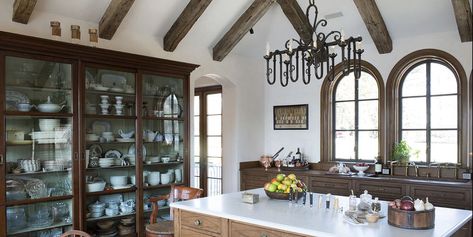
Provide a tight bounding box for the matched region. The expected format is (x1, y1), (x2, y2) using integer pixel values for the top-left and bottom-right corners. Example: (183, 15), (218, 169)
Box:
(0, 31), (197, 237)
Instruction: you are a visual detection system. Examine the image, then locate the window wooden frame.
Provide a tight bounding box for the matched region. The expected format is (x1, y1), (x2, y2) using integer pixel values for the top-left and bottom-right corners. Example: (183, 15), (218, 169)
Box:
(386, 49), (468, 166)
(320, 60), (385, 163)
(194, 85), (222, 197)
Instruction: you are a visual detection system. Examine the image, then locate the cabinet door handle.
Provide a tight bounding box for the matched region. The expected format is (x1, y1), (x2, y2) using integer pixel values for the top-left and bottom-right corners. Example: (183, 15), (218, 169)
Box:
(194, 219), (201, 226)
(0, 154), (4, 165)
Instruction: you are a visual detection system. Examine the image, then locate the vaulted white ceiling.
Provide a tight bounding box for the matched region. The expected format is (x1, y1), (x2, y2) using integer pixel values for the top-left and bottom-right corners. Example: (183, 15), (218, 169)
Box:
(5, 0), (471, 59)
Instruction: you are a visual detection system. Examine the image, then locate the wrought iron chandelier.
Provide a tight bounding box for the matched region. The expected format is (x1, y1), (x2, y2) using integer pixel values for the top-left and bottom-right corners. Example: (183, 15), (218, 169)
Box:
(264, 0), (364, 87)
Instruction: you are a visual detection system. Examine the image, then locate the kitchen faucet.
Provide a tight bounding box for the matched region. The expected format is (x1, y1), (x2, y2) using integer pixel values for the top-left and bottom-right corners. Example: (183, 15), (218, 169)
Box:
(409, 161), (419, 177)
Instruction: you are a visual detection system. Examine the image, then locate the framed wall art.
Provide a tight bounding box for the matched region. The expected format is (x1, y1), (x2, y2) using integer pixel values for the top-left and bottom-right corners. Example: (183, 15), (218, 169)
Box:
(273, 104), (308, 130)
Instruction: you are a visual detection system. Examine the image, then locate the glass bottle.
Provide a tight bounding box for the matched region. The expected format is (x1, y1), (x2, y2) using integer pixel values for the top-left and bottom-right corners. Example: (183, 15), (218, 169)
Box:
(371, 197), (381, 213)
(375, 156), (383, 175)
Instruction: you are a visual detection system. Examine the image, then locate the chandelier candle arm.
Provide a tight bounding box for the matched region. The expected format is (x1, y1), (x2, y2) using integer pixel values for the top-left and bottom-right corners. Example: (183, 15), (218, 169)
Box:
(264, 0), (364, 87)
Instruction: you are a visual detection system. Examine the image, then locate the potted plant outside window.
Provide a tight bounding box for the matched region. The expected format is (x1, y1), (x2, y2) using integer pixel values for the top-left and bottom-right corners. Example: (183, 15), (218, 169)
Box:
(392, 140), (411, 164)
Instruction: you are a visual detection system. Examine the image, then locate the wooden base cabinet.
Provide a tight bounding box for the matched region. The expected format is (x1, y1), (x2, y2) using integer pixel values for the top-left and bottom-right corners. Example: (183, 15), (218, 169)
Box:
(0, 31), (198, 236)
(173, 209), (307, 237)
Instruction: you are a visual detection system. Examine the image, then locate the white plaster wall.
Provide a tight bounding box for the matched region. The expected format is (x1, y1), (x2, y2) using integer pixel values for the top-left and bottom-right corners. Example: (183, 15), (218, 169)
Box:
(0, 7), (266, 193)
(264, 30), (472, 163)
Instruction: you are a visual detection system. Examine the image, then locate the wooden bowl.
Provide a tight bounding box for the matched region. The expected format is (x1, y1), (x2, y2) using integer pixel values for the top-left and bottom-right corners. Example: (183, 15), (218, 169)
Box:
(388, 206), (435, 229)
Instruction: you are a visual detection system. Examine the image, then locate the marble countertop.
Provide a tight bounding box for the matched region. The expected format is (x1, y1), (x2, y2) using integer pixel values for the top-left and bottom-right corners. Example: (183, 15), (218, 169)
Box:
(171, 188), (472, 237)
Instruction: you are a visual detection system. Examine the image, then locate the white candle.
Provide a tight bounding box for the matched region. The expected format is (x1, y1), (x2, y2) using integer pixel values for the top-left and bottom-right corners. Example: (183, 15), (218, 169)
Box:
(356, 41), (363, 50)
(265, 42), (270, 56)
(288, 39), (293, 53)
(329, 46), (335, 54)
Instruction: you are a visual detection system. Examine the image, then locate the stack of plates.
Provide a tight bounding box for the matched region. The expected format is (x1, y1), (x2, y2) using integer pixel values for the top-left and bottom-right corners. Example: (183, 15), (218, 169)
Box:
(99, 158), (115, 168)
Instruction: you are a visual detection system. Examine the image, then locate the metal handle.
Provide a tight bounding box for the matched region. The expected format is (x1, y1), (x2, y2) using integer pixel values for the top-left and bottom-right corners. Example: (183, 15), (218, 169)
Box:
(194, 220), (201, 226)
(0, 154), (3, 165)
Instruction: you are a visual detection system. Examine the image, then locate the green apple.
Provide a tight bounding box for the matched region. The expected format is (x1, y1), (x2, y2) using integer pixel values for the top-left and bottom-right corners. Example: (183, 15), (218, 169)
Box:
(276, 173), (285, 182)
(268, 184), (277, 192)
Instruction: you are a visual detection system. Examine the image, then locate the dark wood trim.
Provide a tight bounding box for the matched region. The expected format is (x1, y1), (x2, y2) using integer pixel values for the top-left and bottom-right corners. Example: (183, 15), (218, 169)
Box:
(0, 31), (199, 74)
(78, 60), (86, 231)
(12, 0), (37, 24)
(386, 49), (468, 166)
(99, 0), (135, 40)
(469, 71), (472, 169)
(163, 0), (213, 52)
(320, 60), (385, 163)
(135, 71), (144, 236)
(239, 161), (260, 170)
(71, 59), (80, 231)
(353, 0), (392, 54)
(276, 0), (312, 44)
(212, 0), (274, 61)
(451, 0), (473, 42)
(0, 52), (5, 208)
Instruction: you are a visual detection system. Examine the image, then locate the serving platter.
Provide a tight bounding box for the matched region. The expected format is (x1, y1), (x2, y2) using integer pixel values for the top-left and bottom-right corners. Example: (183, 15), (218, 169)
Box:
(104, 149), (122, 159)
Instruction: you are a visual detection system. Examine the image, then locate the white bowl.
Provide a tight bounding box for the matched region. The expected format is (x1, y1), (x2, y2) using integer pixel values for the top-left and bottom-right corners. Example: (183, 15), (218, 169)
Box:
(110, 176), (127, 186)
(89, 211), (104, 218)
(38, 119), (60, 131)
(86, 182), (106, 192)
(353, 165), (369, 175)
(37, 103), (64, 113)
(161, 157), (170, 163)
(105, 208), (119, 216)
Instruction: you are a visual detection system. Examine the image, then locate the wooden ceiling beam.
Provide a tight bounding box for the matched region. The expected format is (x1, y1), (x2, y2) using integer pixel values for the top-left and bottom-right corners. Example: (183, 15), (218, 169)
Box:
(213, 0), (275, 61)
(277, 0), (312, 44)
(12, 0), (37, 24)
(164, 0), (213, 52)
(353, 0), (392, 54)
(99, 0), (135, 40)
(451, 0), (472, 42)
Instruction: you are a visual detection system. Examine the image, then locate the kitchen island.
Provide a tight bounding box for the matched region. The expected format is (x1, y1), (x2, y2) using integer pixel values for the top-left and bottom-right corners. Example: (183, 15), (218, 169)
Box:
(170, 188), (472, 237)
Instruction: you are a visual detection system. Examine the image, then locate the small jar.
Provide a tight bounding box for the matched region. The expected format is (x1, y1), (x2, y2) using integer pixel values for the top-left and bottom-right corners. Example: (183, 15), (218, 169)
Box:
(71, 25), (81, 43)
(371, 197), (381, 213)
(89, 28), (98, 46)
(349, 194), (357, 211)
(50, 21), (61, 38)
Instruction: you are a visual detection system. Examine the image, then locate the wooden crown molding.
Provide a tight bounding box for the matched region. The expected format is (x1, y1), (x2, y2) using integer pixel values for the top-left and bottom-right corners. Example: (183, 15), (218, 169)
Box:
(0, 31), (199, 74)
(277, 0), (312, 44)
(12, 0), (37, 24)
(164, 0), (213, 52)
(451, 0), (473, 42)
(353, 0), (392, 54)
(213, 0), (275, 61)
(99, 0), (135, 40)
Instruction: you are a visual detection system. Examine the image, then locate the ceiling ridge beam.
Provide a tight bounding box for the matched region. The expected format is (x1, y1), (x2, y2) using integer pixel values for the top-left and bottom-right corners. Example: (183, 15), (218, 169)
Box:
(213, 0), (275, 62)
(12, 0), (37, 24)
(99, 0), (135, 40)
(451, 0), (472, 42)
(353, 0), (392, 54)
(277, 0), (312, 44)
(164, 0), (213, 52)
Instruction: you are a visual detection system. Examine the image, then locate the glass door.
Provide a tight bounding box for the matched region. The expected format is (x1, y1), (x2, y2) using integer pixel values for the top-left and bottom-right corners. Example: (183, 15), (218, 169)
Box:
(141, 74), (185, 224)
(3, 55), (75, 236)
(82, 66), (138, 235)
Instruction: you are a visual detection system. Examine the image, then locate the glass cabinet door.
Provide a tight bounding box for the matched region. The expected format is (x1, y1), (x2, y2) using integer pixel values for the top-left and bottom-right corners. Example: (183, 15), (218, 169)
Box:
(141, 74), (185, 223)
(83, 66), (138, 235)
(3, 56), (74, 236)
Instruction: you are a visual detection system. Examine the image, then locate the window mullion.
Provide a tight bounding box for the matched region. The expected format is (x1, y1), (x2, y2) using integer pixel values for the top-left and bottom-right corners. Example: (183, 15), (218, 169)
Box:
(355, 78), (359, 160)
(426, 62), (431, 163)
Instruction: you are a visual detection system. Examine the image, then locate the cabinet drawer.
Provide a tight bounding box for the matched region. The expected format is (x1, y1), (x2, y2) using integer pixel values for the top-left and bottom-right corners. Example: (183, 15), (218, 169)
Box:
(310, 177), (350, 196)
(181, 226), (221, 237)
(410, 185), (471, 209)
(181, 210), (223, 234)
(230, 221), (306, 237)
(354, 181), (405, 200)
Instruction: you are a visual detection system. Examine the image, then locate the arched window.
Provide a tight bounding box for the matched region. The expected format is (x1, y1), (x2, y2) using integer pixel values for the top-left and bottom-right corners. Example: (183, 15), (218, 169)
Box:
(321, 61), (384, 162)
(387, 49), (468, 165)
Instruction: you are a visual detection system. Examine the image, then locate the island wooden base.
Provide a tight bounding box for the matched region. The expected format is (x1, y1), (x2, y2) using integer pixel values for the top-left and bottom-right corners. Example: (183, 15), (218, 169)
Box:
(173, 209), (308, 237)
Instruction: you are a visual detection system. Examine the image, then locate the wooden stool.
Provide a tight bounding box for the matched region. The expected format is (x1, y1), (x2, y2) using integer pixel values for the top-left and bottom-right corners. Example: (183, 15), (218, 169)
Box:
(145, 184), (203, 237)
(145, 221), (174, 237)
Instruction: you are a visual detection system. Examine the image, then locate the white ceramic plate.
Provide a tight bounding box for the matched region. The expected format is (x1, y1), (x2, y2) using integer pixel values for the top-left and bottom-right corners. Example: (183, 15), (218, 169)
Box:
(116, 138), (135, 143)
(89, 144), (103, 157)
(104, 149), (121, 159)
